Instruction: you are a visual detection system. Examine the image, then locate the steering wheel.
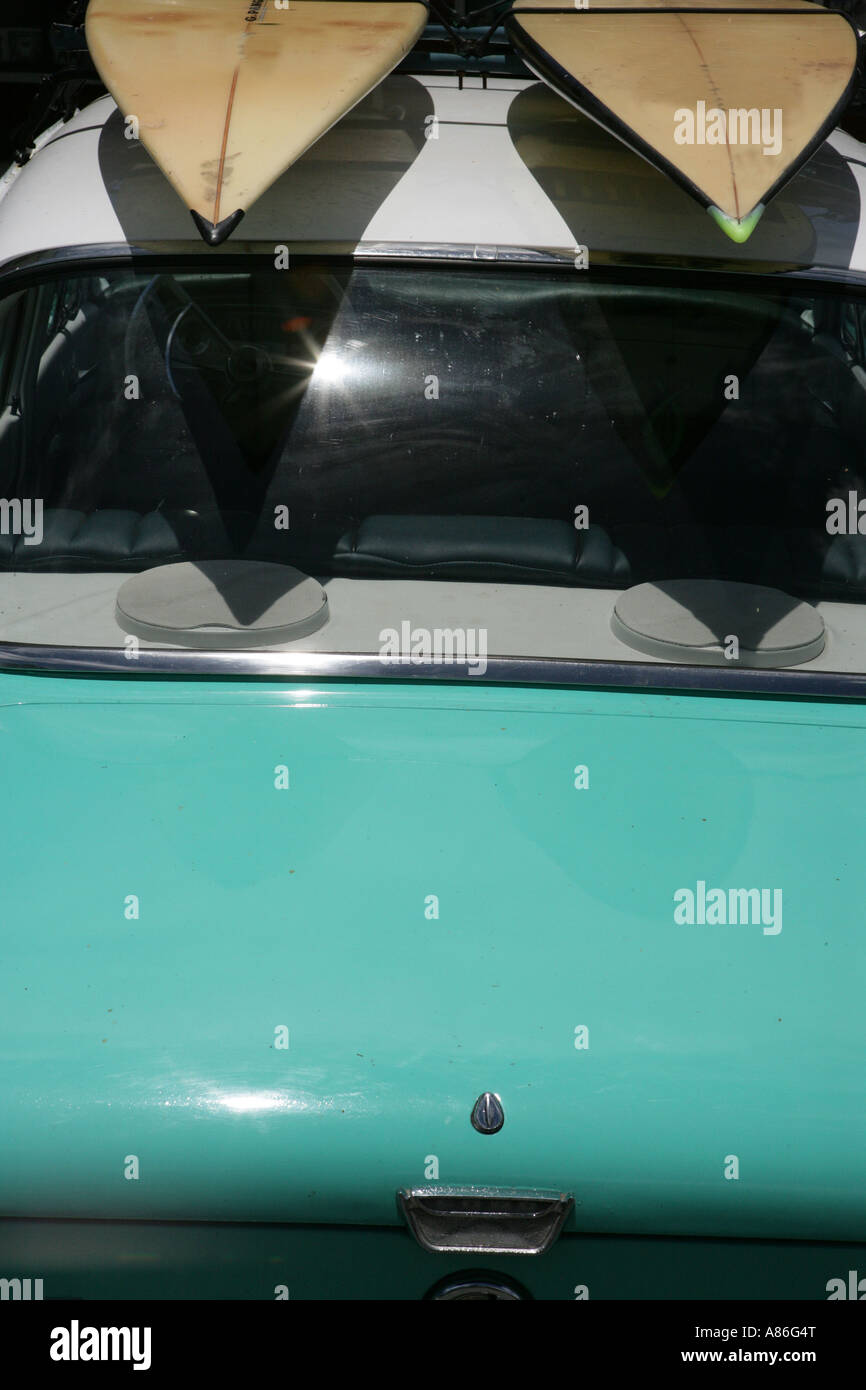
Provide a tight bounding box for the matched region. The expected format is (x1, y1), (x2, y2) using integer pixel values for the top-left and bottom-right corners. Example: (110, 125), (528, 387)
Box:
(123, 274), (287, 403)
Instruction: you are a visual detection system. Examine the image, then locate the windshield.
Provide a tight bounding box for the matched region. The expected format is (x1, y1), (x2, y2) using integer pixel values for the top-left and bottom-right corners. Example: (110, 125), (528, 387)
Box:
(1, 258), (865, 682)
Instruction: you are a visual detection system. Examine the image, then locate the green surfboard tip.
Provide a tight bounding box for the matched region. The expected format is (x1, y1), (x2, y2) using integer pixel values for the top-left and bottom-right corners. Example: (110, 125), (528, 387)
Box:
(707, 203), (766, 244)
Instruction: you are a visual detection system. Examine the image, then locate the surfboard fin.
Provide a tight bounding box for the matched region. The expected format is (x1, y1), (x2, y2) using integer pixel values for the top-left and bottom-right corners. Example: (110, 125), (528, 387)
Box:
(707, 204), (765, 245)
(190, 209), (245, 247)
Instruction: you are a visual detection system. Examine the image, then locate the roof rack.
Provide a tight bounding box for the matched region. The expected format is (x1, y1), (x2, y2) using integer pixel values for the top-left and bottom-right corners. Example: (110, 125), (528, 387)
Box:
(396, 1), (530, 76)
(397, 25), (531, 79)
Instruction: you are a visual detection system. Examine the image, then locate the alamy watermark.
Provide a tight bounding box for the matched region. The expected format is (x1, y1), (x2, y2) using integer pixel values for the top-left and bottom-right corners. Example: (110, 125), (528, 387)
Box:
(0, 497), (42, 545)
(674, 101), (782, 156)
(379, 622), (488, 676)
(826, 1269), (866, 1299)
(826, 492), (866, 534)
(50, 1321), (151, 1371)
(674, 880), (782, 935)
(1, 1276), (43, 1299)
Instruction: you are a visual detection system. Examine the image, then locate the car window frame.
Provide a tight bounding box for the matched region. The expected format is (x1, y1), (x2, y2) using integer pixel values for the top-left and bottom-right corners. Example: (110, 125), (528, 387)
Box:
(1, 242), (866, 700)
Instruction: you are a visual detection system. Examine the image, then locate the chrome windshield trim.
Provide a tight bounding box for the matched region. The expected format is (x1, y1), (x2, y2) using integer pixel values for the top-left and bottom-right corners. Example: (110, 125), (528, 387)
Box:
(1, 644), (866, 699)
(0, 241), (858, 286)
(352, 241), (575, 265)
(0, 241), (577, 283)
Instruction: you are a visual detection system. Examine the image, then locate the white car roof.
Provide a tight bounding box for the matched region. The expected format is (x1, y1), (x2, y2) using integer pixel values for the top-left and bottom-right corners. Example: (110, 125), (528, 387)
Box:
(1, 75), (865, 275)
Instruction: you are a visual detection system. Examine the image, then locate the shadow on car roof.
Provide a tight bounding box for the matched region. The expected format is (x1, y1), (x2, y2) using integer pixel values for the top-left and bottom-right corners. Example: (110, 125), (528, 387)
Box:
(98, 74), (434, 247)
(507, 83), (862, 272)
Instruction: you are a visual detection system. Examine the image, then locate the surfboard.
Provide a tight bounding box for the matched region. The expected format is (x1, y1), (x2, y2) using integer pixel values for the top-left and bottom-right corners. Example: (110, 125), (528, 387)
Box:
(505, 0), (859, 242)
(507, 83), (817, 264)
(85, 0), (429, 245)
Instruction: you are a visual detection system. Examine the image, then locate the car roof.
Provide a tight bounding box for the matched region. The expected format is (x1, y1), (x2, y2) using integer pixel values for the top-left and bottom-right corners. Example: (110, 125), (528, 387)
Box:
(1, 75), (866, 278)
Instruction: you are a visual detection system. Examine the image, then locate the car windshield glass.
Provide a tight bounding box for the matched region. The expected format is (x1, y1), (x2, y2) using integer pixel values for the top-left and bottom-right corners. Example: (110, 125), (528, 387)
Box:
(0, 259), (865, 679)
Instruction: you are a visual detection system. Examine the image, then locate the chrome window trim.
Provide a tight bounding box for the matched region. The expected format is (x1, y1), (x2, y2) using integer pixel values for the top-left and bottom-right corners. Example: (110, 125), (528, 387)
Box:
(0, 241), (577, 285)
(0, 241), (862, 286)
(0, 644), (865, 700)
